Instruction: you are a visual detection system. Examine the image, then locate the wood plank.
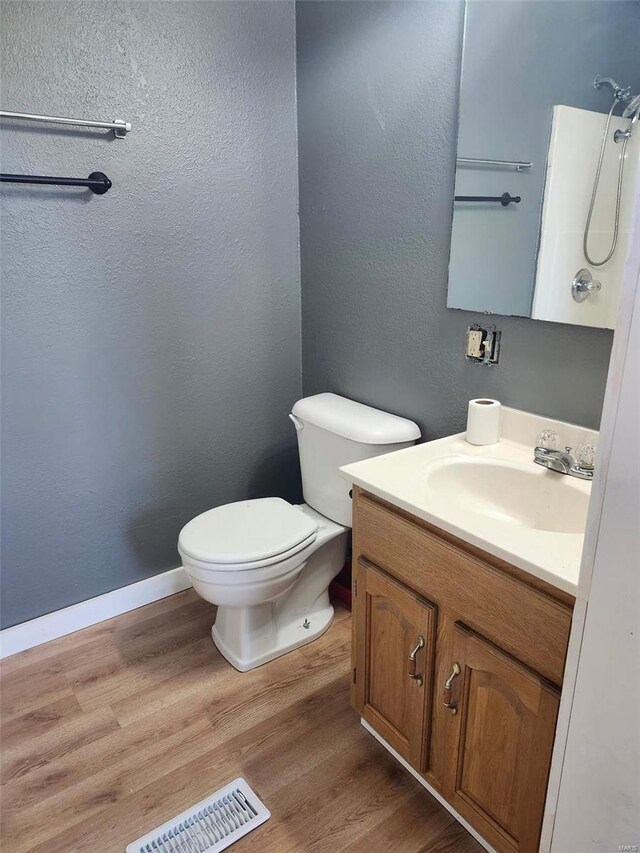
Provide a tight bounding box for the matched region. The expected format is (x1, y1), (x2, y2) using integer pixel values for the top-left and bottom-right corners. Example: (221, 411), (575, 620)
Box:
(68, 611), (217, 711)
(1, 696), (214, 817)
(0, 695), (82, 747)
(0, 590), (212, 676)
(343, 788), (451, 853)
(0, 590), (482, 853)
(244, 740), (422, 852)
(1, 716), (215, 849)
(1, 706), (120, 784)
(0, 659), (73, 719)
(344, 787), (480, 853)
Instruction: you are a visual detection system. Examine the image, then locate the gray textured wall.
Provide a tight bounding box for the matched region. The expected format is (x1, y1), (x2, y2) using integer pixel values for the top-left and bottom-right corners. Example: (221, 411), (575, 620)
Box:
(1, 1), (301, 627)
(297, 0), (613, 441)
(449, 0), (640, 316)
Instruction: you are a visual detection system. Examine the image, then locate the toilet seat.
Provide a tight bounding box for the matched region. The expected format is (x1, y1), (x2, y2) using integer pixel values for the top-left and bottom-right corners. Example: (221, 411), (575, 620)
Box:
(178, 497), (318, 570)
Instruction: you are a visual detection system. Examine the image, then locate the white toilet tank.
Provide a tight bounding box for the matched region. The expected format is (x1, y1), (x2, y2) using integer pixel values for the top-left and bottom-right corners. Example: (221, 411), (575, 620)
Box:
(290, 393), (421, 527)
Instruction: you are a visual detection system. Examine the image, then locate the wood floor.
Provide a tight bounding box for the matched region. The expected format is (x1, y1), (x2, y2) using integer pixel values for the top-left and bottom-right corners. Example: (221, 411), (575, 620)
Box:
(1, 590), (482, 852)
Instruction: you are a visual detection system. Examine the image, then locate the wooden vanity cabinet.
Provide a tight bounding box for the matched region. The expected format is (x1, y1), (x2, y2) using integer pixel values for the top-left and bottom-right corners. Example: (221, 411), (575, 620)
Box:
(350, 488), (574, 853)
(445, 625), (561, 853)
(352, 561), (437, 769)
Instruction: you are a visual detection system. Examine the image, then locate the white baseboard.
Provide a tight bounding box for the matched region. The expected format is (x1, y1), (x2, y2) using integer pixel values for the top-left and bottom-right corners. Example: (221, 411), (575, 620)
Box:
(0, 567), (192, 659)
(360, 718), (497, 853)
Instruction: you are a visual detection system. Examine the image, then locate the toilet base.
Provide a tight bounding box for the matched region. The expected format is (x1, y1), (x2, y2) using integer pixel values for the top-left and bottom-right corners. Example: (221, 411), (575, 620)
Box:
(211, 598), (335, 672)
(200, 507), (348, 672)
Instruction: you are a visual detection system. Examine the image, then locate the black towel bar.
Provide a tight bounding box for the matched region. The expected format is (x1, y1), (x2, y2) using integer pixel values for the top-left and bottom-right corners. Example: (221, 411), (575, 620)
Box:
(454, 192), (521, 206)
(0, 171), (112, 194)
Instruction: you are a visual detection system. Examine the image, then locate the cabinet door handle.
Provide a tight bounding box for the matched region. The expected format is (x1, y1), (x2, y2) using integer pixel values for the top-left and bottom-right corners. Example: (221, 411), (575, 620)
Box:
(443, 662), (461, 715)
(408, 636), (425, 687)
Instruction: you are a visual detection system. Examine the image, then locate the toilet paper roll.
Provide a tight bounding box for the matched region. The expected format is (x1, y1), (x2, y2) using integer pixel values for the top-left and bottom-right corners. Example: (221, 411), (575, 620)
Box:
(466, 399), (501, 446)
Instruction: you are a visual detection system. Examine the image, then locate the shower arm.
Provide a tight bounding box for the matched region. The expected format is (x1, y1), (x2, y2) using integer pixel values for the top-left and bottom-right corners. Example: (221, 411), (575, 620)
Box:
(594, 75), (631, 105)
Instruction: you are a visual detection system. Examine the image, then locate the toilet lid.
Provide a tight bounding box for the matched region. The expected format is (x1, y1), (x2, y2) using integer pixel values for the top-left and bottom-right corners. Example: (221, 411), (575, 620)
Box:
(178, 498), (318, 567)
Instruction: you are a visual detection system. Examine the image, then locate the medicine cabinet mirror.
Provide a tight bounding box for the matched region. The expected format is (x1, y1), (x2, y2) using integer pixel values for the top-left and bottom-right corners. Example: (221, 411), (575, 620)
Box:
(446, 0), (640, 329)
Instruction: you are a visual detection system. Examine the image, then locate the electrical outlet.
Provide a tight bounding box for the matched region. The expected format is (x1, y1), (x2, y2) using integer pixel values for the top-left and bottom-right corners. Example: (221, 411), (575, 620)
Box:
(466, 328), (485, 360)
(466, 324), (501, 366)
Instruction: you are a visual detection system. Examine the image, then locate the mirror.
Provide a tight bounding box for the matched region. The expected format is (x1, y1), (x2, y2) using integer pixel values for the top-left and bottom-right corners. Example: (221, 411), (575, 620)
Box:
(447, 0), (640, 329)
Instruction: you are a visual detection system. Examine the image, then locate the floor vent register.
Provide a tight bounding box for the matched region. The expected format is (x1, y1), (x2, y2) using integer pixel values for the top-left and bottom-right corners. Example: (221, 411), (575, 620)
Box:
(126, 778), (270, 853)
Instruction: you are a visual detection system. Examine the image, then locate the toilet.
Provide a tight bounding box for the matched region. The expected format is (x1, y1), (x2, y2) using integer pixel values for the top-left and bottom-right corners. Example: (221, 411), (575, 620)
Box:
(178, 393), (420, 671)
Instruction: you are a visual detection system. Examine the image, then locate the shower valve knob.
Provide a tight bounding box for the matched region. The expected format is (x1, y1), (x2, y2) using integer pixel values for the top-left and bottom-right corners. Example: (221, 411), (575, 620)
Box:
(572, 269), (602, 303)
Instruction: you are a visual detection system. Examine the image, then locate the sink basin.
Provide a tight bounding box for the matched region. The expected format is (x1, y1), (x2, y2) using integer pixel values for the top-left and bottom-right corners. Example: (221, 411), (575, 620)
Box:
(422, 456), (589, 534)
(340, 408), (598, 594)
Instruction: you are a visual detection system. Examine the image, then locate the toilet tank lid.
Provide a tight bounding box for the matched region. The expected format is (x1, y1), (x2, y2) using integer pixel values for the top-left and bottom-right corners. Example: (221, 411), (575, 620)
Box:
(291, 393), (421, 445)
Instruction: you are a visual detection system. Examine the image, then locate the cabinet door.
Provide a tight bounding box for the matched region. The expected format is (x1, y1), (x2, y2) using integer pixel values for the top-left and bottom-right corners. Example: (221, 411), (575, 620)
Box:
(443, 624), (560, 853)
(352, 560), (436, 769)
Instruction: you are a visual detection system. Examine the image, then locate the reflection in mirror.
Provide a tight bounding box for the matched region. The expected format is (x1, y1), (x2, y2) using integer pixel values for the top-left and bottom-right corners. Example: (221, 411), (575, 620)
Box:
(447, 0), (640, 329)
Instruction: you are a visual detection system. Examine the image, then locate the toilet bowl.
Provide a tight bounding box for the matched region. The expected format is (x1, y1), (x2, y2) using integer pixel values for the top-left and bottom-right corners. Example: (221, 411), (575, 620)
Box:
(179, 393), (420, 671)
(179, 500), (347, 671)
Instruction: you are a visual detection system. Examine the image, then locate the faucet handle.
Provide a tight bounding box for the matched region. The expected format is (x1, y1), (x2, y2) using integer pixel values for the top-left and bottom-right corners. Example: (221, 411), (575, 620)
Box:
(575, 441), (597, 470)
(536, 430), (561, 450)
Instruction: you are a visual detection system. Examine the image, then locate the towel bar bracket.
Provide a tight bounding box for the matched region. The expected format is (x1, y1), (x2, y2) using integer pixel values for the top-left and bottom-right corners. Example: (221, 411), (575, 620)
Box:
(112, 120), (129, 139)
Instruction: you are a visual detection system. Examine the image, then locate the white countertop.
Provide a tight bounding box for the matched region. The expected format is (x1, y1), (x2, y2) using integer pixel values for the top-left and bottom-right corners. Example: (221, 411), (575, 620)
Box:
(340, 408), (597, 597)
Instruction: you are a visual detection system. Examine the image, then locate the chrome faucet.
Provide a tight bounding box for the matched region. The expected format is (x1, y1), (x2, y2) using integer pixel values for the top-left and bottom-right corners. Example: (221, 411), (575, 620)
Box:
(533, 444), (595, 480)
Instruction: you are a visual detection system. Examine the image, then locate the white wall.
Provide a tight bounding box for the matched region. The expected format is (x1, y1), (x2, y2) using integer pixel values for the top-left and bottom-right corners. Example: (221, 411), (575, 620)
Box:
(533, 106), (639, 328)
(550, 182), (640, 851)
